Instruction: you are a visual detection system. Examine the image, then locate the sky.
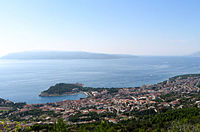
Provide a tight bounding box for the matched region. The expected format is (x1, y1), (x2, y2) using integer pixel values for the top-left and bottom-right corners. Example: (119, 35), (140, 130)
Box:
(0, 0), (200, 57)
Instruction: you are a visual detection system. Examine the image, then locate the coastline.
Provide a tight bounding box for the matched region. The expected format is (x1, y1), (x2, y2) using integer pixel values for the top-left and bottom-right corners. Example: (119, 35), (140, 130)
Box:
(39, 91), (88, 97)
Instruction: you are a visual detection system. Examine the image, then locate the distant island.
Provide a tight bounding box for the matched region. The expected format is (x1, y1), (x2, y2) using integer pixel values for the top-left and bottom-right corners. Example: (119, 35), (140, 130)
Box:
(1, 51), (136, 60)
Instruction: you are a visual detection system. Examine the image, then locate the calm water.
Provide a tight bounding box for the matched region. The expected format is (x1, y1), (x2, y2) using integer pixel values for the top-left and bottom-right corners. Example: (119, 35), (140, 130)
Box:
(0, 56), (200, 104)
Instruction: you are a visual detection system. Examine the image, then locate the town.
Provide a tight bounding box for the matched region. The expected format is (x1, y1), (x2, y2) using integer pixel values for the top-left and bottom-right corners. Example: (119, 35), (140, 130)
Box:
(1, 74), (200, 131)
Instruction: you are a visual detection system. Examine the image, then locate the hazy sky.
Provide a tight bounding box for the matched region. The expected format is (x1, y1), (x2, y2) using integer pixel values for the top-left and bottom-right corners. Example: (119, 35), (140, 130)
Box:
(0, 0), (200, 56)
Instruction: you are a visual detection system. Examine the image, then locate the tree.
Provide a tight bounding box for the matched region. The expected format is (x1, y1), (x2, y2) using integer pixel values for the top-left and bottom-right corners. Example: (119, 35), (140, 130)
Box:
(52, 118), (68, 132)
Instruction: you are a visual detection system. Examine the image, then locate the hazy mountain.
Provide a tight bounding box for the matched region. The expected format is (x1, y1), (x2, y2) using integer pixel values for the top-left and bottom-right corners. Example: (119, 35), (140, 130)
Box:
(1, 51), (136, 60)
(190, 51), (200, 57)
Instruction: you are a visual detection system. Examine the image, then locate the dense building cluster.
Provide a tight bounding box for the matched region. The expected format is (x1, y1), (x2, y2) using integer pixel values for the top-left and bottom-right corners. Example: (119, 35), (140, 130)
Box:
(1, 74), (200, 129)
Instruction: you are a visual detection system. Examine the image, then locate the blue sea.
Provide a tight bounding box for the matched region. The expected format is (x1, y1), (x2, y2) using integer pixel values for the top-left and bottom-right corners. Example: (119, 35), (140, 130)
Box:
(0, 56), (200, 104)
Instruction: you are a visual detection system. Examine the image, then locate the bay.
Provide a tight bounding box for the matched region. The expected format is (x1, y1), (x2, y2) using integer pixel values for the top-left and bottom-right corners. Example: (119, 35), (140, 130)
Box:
(0, 56), (200, 104)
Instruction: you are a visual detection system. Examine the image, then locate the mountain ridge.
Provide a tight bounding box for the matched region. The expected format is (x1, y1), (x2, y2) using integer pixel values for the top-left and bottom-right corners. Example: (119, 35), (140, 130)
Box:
(190, 51), (200, 57)
(1, 51), (136, 60)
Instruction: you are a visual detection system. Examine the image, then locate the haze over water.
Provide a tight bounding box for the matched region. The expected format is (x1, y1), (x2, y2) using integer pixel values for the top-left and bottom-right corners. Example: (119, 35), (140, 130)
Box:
(0, 56), (200, 104)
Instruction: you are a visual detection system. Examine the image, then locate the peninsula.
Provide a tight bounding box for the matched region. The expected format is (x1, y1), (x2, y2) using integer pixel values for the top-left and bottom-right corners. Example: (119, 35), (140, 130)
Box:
(39, 83), (85, 97)
(39, 83), (119, 97)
